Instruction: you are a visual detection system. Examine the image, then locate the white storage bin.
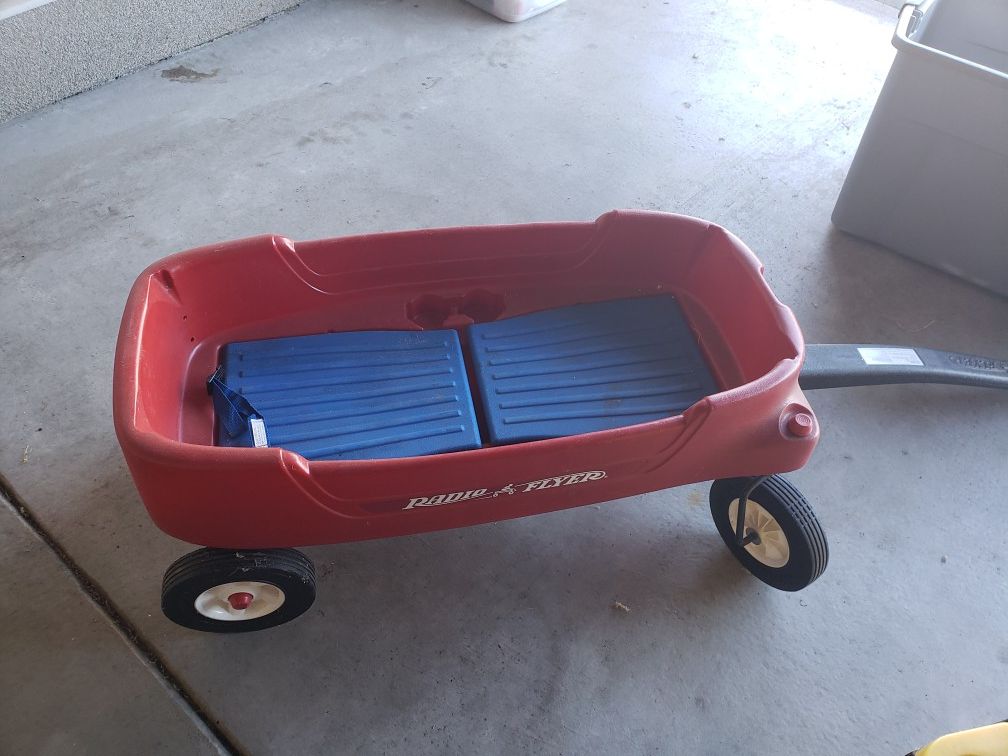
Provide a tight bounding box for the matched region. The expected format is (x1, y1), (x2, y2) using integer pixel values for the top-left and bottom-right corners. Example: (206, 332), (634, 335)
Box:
(832, 0), (1008, 296)
(465, 0), (565, 23)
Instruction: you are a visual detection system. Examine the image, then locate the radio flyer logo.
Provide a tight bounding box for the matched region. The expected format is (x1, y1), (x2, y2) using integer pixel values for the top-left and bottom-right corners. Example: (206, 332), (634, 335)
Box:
(403, 471), (607, 510)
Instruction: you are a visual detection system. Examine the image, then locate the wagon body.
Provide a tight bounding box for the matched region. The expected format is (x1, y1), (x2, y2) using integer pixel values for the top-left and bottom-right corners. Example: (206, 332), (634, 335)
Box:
(113, 210), (817, 548)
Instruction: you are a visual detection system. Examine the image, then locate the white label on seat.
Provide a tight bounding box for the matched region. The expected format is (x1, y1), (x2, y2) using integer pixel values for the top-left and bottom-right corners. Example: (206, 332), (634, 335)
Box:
(250, 418), (269, 448)
(857, 347), (924, 366)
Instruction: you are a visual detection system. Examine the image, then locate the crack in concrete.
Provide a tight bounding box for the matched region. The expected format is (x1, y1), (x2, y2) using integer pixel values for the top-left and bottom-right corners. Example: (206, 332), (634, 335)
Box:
(0, 472), (244, 756)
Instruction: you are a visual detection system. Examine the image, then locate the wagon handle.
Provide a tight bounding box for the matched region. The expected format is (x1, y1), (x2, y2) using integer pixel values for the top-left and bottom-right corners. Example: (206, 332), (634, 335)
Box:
(799, 344), (1008, 391)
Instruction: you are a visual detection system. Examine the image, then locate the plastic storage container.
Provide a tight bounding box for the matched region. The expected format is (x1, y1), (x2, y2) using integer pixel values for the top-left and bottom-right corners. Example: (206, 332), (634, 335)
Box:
(465, 0), (565, 23)
(832, 0), (1008, 297)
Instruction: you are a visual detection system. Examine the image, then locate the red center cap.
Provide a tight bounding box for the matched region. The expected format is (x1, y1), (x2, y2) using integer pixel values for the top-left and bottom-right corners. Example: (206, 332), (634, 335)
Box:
(787, 412), (815, 437)
(227, 591), (254, 610)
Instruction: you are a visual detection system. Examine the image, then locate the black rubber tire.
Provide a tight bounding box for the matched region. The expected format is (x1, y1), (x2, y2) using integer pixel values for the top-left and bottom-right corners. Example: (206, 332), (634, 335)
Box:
(709, 475), (828, 592)
(161, 548), (316, 633)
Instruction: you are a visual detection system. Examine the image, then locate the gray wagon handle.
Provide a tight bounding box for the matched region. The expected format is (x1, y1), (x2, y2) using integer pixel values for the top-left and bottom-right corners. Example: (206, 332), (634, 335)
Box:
(800, 344), (1008, 391)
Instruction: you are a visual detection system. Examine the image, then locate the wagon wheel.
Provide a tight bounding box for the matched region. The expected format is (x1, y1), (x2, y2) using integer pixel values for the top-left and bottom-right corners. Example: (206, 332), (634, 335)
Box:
(161, 548), (316, 632)
(709, 475), (828, 591)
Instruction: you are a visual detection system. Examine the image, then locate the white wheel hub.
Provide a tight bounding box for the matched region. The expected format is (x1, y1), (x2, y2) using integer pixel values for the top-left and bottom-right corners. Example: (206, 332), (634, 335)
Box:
(728, 498), (790, 568)
(194, 581), (286, 621)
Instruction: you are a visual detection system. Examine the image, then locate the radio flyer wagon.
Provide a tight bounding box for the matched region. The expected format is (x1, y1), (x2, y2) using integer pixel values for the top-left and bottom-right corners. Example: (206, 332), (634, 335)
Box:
(112, 211), (1008, 632)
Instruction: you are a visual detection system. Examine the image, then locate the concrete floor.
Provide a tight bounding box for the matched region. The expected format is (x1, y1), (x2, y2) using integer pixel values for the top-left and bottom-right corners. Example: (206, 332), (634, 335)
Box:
(1, 0), (1006, 753)
(0, 504), (223, 754)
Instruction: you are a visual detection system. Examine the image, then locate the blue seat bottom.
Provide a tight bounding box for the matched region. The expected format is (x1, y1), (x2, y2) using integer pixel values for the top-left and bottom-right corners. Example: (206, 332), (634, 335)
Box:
(212, 295), (718, 459)
(214, 329), (481, 461)
(467, 295), (719, 445)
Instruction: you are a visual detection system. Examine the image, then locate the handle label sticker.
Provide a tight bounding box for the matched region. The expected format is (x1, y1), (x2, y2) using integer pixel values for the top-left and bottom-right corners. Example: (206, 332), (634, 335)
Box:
(403, 470), (607, 510)
(857, 347), (923, 367)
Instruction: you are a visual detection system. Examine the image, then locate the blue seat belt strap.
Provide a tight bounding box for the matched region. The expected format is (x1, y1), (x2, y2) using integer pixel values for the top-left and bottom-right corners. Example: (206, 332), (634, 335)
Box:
(207, 367), (268, 446)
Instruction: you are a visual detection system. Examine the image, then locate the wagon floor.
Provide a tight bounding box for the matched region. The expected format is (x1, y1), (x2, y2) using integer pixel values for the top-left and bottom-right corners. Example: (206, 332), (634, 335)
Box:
(212, 295), (718, 459)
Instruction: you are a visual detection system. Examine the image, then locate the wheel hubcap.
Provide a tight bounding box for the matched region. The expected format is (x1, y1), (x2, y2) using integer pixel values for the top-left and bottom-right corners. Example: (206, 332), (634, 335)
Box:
(728, 498), (790, 568)
(227, 592), (254, 611)
(194, 581), (286, 621)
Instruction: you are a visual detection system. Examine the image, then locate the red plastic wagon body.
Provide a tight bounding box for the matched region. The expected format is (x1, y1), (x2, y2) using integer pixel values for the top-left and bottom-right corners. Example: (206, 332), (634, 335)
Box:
(113, 210), (818, 549)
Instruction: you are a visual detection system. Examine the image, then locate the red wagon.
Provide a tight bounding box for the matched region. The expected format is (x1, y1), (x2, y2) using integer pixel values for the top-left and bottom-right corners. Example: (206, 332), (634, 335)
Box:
(113, 211), (1008, 632)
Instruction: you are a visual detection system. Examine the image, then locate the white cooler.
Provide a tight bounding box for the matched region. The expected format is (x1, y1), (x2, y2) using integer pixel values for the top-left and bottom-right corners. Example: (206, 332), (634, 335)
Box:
(465, 0), (565, 23)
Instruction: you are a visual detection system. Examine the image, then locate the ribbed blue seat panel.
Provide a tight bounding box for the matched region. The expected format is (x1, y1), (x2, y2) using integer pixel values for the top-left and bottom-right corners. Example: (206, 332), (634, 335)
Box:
(215, 329), (481, 460)
(468, 296), (718, 444)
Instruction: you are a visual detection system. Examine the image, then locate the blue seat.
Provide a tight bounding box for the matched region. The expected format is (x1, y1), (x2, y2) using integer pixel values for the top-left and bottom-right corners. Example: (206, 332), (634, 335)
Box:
(213, 329), (481, 461)
(467, 295), (719, 444)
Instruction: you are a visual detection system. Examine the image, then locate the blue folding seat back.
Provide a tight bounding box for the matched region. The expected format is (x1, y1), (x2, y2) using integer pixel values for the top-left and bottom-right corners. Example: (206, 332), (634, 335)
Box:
(213, 329), (481, 461)
(467, 295), (719, 444)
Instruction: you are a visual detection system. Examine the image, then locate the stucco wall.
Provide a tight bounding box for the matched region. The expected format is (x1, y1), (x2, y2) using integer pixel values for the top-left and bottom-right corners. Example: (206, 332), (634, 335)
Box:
(0, 0), (302, 122)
